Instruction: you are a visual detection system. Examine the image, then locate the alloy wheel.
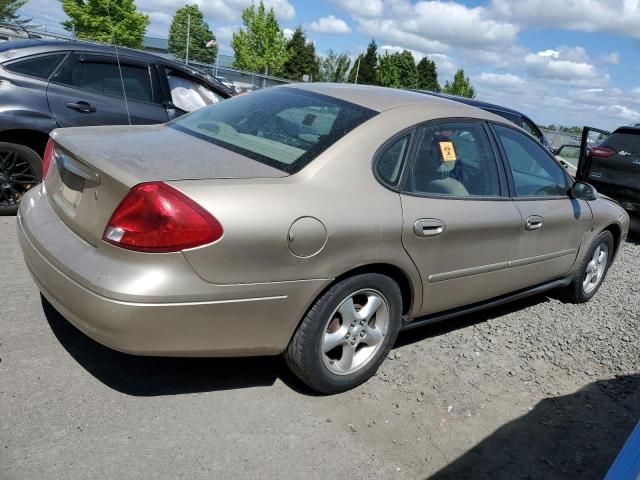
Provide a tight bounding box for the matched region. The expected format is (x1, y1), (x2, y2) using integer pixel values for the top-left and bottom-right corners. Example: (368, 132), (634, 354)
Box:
(0, 149), (38, 208)
(583, 243), (609, 294)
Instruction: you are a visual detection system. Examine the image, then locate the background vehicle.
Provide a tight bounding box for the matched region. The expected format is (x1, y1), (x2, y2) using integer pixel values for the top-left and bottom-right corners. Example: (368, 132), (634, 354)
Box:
(577, 126), (640, 214)
(0, 39), (232, 214)
(18, 85), (629, 394)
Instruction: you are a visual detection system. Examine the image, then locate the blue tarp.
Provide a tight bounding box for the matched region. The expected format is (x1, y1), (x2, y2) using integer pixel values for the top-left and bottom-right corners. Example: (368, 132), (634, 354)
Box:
(606, 422), (640, 480)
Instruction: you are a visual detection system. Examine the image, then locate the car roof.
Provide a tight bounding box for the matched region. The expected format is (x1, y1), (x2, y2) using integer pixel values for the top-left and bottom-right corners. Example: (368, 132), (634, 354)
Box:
(287, 83), (505, 121)
(613, 126), (640, 135)
(0, 39), (231, 95)
(411, 89), (527, 118)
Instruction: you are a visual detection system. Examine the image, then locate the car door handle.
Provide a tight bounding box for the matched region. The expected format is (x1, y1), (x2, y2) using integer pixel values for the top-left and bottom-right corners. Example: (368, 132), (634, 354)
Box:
(525, 215), (544, 231)
(414, 219), (446, 237)
(65, 101), (97, 113)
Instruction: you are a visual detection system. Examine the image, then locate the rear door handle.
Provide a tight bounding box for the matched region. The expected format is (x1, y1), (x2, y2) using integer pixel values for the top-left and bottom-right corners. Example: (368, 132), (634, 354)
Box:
(66, 101), (97, 113)
(414, 219), (446, 237)
(525, 215), (544, 231)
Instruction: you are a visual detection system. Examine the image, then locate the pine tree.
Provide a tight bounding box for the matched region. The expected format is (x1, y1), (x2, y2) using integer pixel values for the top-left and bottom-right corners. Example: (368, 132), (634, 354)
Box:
(61, 0), (149, 48)
(416, 57), (440, 92)
(357, 39), (379, 85)
(282, 26), (318, 81)
(168, 5), (218, 64)
(231, 1), (288, 76)
(442, 69), (476, 98)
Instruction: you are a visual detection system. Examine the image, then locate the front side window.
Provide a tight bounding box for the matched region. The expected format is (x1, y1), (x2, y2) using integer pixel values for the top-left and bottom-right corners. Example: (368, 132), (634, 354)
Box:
(170, 87), (377, 173)
(406, 122), (501, 197)
(56, 57), (153, 103)
(495, 125), (567, 197)
(167, 71), (223, 112)
(5, 53), (66, 79)
(521, 117), (543, 142)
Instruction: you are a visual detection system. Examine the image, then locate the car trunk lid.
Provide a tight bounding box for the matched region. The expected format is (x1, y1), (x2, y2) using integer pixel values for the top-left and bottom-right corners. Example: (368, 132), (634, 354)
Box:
(46, 124), (287, 246)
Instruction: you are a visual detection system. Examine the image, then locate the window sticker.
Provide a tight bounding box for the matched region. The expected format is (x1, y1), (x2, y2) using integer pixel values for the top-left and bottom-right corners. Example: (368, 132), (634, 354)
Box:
(439, 141), (457, 161)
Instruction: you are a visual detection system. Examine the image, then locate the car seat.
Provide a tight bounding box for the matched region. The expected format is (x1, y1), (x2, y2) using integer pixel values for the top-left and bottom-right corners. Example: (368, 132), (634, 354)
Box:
(412, 133), (469, 196)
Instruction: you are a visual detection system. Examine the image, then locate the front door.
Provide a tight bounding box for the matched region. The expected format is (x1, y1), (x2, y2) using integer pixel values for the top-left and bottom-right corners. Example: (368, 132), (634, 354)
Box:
(492, 124), (592, 290)
(400, 121), (522, 316)
(47, 53), (168, 128)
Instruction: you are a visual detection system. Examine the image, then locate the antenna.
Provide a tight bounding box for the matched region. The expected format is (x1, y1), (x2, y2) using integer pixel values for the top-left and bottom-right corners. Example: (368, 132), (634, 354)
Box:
(106, 2), (132, 126)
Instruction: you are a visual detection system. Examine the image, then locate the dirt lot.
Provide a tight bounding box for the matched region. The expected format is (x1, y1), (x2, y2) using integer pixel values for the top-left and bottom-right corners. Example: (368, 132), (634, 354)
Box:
(1, 216), (639, 480)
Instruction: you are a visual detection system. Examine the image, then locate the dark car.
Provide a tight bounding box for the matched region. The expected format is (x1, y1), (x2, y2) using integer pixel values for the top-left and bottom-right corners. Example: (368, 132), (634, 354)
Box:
(0, 39), (232, 214)
(412, 90), (552, 149)
(577, 126), (640, 214)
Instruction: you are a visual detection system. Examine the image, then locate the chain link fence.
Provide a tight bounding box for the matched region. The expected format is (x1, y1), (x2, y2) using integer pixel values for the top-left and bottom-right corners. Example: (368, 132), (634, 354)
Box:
(0, 22), (291, 93)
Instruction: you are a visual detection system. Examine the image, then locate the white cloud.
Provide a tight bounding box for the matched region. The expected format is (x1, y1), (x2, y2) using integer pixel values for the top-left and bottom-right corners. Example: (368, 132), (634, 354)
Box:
(490, 0), (640, 39)
(283, 28), (294, 40)
(601, 52), (620, 65)
(474, 72), (527, 91)
(308, 15), (351, 34)
(523, 49), (608, 87)
(335, 0), (519, 53)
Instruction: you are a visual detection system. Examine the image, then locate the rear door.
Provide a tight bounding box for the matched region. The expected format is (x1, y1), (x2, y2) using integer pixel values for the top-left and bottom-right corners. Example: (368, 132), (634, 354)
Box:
(47, 52), (168, 127)
(578, 127), (640, 210)
(400, 120), (522, 316)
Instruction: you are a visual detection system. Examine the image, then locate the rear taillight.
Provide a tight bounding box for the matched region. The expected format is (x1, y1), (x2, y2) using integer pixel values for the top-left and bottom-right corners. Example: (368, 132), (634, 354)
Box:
(103, 182), (223, 253)
(42, 139), (55, 179)
(590, 146), (615, 158)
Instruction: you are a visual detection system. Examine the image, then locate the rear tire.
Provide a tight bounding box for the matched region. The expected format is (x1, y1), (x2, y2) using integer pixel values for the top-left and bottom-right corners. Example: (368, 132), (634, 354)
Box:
(0, 142), (42, 216)
(562, 230), (614, 303)
(284, 273), (402, 394)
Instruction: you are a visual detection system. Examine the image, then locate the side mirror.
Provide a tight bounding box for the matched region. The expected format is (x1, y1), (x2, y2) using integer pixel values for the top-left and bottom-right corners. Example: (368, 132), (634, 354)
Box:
(571, 181), (597, 201)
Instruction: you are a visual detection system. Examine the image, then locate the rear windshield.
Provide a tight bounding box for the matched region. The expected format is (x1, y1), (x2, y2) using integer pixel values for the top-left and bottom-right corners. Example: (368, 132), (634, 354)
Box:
(602, 130), (640, 155)
(170, 87), (378, 173)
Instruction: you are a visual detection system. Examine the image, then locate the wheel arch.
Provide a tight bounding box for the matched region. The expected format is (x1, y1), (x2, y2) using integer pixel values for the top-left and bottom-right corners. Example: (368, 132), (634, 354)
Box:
(602, 223), (623, 258)
(0, 129), (50, 158)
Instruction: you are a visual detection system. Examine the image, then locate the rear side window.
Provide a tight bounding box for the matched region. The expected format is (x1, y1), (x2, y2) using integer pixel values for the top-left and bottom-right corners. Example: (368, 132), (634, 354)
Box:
(170, 87), (377, 173)
(56, 58), (153, 103)
(601, 131), (640, 155)
(5, 54), (66, 79)
(375, 135), (410, 187)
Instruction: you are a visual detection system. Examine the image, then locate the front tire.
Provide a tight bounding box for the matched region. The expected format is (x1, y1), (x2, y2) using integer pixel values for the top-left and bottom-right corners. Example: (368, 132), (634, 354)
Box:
(562, 230), (614, 303)
(284, 273), (402, 394)
(0, 142), (42, 216)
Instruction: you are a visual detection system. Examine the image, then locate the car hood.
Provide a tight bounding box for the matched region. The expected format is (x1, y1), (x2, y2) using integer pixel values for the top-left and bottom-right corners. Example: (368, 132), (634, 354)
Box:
(51, 124), (288, 185)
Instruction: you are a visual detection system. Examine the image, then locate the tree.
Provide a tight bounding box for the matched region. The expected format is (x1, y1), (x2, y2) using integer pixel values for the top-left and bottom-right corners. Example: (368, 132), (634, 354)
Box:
(416, 57), (440, 92)
(282, 26), (318, 81)
(376, 50), (417, 89)
(168, 5), (217, 64)
(318, 49), (351, 82)
(231, 0), (288, 76)
(348, 39), (378, 84)
(442, 69), (476, 98)
(61, 0), (149, 48)
(1, 0), (29, 24)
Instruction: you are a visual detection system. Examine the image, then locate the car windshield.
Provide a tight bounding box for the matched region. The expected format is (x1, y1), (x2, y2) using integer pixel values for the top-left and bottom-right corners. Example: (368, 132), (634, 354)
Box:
(169, 87), (378, 173)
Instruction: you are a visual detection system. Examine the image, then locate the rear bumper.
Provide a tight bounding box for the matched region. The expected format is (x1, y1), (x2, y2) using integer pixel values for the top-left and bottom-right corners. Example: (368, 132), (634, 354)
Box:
(18, 186), (329, 357)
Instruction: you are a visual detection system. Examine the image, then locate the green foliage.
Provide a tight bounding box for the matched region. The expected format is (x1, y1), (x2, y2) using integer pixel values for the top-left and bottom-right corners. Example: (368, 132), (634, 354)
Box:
(1, 0), (29, 24)
(442, 69), (476, 98)
(231, 0), (288, 76)
(376, 50), (417, 89)
(416, 57), (440, 92)
(282, 26), (318, 81)
(61, 0), (149, 48)
(318, 49), (351, 82)
(168, 4), (217, 64)
(348, 39), (378, 84)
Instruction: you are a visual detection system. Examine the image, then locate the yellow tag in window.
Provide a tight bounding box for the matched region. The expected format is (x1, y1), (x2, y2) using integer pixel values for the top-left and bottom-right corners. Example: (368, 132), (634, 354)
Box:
(439, 141), (457, 161)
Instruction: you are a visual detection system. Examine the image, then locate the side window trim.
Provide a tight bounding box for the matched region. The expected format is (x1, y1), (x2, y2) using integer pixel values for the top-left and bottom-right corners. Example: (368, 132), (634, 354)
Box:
(51, 52), (157, 106)
(3, 52), (69, 81)
(399, 117), (510, 200)
(488, 122), (570, 200)
(372, 126), (417, 192)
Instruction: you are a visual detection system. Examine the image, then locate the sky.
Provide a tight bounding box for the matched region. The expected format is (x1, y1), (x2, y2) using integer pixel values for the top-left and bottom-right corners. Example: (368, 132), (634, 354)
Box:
(18, 0), (640, 129)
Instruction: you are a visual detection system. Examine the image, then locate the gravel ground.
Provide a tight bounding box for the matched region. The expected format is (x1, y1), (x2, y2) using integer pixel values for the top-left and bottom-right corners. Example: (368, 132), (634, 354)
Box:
(1, 216), (639, 480)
